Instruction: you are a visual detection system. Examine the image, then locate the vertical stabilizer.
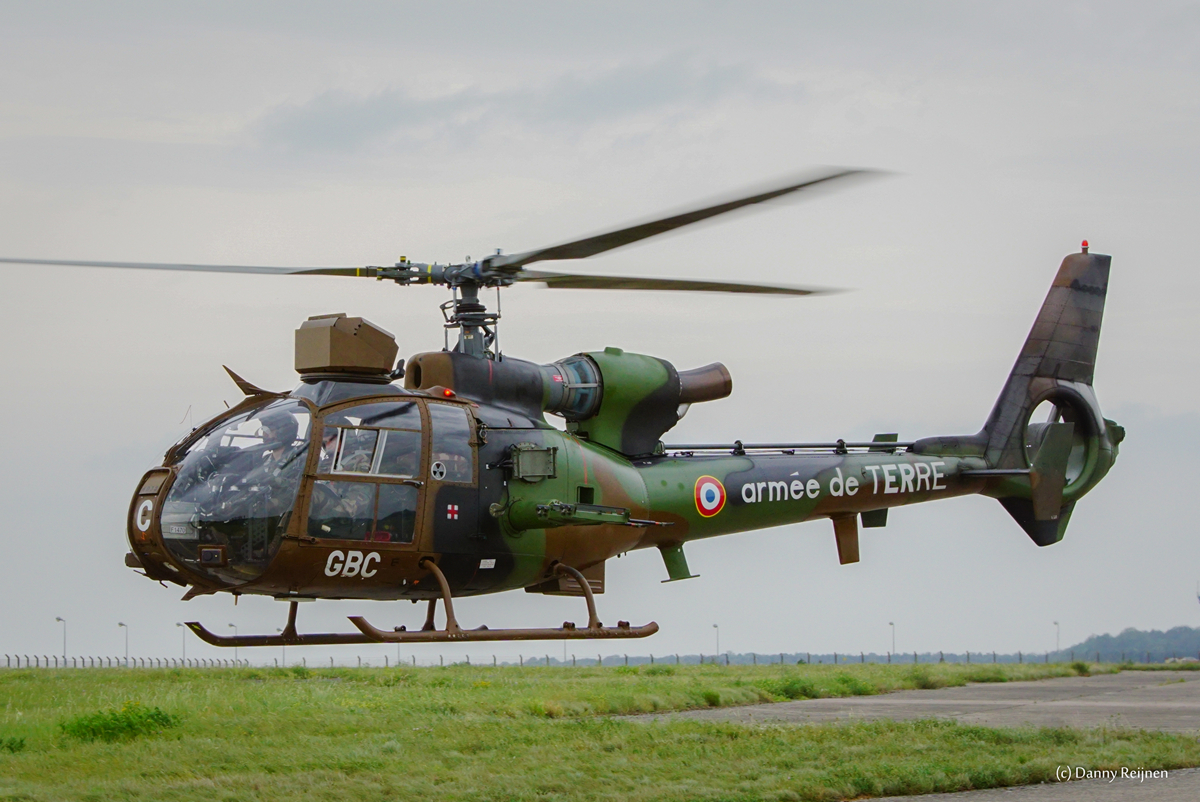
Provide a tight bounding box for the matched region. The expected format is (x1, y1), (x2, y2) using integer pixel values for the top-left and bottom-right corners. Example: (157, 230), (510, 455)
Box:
(982, 249), (1110, 470)
(977, 246), (1120, 546)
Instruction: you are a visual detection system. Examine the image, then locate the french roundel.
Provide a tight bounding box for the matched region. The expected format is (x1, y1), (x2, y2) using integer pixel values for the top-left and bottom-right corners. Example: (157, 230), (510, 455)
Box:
(694, 475), (726, 518)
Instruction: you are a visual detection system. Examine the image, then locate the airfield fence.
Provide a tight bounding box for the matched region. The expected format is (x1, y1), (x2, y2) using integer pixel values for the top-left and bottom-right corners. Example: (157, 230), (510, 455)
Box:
(4, 655), (247, 669)
(5, 650), (1199, 670)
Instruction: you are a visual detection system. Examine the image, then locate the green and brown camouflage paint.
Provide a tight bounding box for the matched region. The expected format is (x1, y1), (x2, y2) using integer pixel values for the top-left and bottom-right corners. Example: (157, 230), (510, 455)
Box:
(126, 248), (1120, 611)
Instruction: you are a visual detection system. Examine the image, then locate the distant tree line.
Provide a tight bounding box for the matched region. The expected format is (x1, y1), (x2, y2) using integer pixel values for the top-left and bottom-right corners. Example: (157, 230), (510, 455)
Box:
(1062, 626), (1200, 662)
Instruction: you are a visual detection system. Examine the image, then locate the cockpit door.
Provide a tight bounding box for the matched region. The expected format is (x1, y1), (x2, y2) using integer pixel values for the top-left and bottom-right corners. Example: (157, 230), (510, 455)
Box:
(424, 402), (480, 563)
(305, 399), (427, 551)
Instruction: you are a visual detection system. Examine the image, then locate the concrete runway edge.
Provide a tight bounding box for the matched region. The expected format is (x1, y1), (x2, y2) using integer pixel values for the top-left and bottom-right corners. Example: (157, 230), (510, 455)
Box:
(640, 670), (1200, 800)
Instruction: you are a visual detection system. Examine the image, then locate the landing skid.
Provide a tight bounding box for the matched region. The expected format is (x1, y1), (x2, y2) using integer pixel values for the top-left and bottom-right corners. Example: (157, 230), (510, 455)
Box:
(186, 561), (657, 648)
(186, 600), (377, 647)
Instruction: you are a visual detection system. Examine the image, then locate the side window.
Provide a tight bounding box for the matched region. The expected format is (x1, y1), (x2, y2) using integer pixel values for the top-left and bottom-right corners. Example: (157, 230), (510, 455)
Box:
(318, 426), (340, 474)
(336, 429), (378, 473)
(321, 401), (423, 478)
(376, 484), (419, 544)
(429, 404), (474, 483)
(307, 481), (418, 544)
(377, 429), (421, 477)
(350, 401), (421, 430)
(308, 481), (376, 541)
(310, 401), (426, 545)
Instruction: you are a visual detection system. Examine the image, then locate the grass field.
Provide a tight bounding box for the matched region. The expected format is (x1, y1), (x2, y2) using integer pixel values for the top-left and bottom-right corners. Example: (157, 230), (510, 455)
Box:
(2, 662), (1198, 801)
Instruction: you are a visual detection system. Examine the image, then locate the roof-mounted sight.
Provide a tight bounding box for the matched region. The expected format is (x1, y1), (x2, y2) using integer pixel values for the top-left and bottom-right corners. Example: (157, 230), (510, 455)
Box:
(294, 313), (399, 382)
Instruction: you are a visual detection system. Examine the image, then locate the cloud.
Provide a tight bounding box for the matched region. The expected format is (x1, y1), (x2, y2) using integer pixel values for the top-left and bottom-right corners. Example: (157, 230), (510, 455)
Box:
(252, 58), (791, 153)
(253, 87), (486, 152)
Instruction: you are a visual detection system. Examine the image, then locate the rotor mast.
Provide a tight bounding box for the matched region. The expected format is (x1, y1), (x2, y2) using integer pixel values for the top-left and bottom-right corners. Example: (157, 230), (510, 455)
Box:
(377, 255), (513, 358)
(445, 278), (499, 357)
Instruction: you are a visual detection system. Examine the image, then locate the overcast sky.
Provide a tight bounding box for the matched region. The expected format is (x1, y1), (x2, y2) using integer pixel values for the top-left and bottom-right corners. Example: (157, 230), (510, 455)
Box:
(2, 1), (1198, 665)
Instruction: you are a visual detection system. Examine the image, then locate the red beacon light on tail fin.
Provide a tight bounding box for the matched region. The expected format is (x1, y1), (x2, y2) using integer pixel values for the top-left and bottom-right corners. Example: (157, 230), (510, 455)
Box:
(1081, 240), (1089, 253)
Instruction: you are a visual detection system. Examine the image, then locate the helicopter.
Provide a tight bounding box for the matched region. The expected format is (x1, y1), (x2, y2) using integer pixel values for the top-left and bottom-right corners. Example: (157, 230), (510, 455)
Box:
(1, 168), (1123, 648)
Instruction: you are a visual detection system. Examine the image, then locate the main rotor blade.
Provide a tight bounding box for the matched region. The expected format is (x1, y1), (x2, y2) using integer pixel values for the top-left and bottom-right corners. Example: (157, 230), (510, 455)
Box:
(0, 257), (378, 277)
(516, 270), (834, 296)
(490, 167), (875, 271)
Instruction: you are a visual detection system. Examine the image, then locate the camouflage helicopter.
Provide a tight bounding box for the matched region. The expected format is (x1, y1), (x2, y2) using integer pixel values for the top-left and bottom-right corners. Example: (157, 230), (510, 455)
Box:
(2, 169), (1122, 648)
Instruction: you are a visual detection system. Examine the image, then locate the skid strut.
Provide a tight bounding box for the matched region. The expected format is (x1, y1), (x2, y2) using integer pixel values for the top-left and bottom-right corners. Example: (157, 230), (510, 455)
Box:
(350, 560), (657, 642)
(186, 559), (657, 647)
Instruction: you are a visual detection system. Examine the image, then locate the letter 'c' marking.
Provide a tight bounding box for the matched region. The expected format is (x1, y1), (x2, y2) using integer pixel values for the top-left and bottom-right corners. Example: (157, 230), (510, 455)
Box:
(135, 499), (154, 532)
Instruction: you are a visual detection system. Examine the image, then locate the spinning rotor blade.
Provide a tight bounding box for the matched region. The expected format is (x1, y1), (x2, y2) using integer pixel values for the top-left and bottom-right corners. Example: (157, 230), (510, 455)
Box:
(2, 167), (878, 294)
(0, 257), (377, 277)
(516, 270), (831, 296)
(489, 167), (874, 271)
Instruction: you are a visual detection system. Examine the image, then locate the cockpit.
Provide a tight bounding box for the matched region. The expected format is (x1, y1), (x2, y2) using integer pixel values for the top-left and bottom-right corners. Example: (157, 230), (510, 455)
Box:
(160, 398), (312, 584)
(154, 390), (475, 587)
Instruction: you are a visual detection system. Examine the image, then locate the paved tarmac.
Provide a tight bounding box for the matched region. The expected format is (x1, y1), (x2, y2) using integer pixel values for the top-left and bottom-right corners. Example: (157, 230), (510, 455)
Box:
(872, 767), (1200, 802)
(654, 669), (1200, 731)
(648, 670), (1200, 801)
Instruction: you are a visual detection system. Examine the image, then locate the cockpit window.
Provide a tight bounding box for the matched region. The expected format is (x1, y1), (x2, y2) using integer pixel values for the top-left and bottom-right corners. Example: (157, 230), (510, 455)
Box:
(307, 400), (425, 545)
(376, 430), (420, 477)
(319, 401), (423, 478)
(335, 428), (377, 473)
(161, 399), (310, 583)
(328, 401), (421, 430)
(429, 403), (474, 483)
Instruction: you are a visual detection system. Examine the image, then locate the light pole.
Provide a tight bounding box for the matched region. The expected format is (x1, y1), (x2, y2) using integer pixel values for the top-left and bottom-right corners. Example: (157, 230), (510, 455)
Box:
(889, 622), (895, 656)
(713, 624), (720, 657)
(1053, 621), (1060, 655)
(277, 628), (285, 666)
(118, 622), (128, 667)
(55, 617), (66, 663)
(176, 623), (186, 662)
(228, 624), (238, 665)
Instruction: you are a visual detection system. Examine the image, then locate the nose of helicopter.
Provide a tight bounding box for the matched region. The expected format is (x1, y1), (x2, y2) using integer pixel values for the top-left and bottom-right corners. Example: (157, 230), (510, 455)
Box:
(142, 398), (313, 586)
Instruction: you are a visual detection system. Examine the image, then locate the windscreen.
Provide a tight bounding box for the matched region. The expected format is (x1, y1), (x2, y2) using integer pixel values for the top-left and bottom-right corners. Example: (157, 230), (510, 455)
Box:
(161, 399), (311, 583)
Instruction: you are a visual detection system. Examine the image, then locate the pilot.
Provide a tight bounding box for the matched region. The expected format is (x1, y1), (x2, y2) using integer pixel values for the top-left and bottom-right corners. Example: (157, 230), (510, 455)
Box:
(252, 410), (306, 515)
(260, 411), (300, 463)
